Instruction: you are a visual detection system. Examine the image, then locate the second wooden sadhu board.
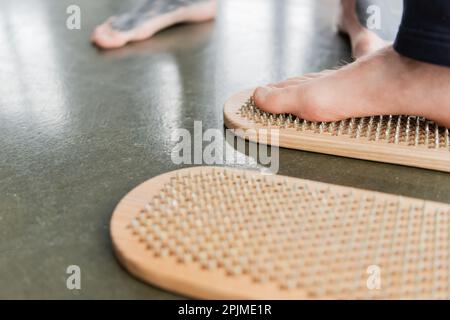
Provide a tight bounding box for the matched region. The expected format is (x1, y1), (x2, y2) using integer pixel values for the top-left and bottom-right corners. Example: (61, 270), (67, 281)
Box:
(224, 89), (450, 172)
(111, 166), (450, 299)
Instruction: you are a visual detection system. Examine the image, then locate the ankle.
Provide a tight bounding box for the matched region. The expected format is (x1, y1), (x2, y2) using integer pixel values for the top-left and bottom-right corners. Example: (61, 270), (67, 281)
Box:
(338, 11), (363, 37)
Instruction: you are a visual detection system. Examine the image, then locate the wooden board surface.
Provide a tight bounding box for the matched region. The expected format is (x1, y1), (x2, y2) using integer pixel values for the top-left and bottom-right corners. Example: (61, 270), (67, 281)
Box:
(111, 166), (450, 299)
(224, 89), (450, 172)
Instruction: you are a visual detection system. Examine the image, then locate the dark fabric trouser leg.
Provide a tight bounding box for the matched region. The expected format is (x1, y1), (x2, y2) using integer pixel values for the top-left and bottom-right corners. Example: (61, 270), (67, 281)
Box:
(394, 0), (450, 67)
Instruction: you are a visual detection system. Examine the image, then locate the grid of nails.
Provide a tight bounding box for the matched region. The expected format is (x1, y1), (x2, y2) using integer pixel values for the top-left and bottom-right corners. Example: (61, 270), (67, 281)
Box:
(240, 98), (450, 150)
(128, 169), (450, 299)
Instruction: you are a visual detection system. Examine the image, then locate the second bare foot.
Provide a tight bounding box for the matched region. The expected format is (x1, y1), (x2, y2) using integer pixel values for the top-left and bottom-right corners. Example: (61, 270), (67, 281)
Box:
(91, 0), (217, 49)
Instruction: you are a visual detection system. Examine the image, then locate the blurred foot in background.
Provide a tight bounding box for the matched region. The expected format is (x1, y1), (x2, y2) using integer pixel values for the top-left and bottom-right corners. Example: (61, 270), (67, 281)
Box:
(91, 0), (217, 49)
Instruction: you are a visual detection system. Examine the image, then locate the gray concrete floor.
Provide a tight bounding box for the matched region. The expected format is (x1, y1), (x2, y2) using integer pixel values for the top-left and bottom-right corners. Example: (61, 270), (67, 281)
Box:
(0, 0), (448, 299)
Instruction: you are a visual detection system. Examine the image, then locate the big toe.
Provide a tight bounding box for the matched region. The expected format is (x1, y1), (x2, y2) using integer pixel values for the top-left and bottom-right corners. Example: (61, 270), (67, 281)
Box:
(253, 86), (303, 115)
(91, 20), (129, 49)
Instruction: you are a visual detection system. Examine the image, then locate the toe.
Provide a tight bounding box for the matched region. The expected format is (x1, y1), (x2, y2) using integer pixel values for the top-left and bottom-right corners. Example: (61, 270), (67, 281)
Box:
(253, 86), (303, 115)
(91, 23), (112, 42)
(91, 26), (129, 49)
(91, 17), (131, 49)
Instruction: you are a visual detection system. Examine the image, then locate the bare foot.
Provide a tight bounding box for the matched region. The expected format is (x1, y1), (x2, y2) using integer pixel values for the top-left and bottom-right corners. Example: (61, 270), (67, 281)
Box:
(337, 0), (387, 59)
(253, 46), (450, 128)
(91, 0), (217, 49)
